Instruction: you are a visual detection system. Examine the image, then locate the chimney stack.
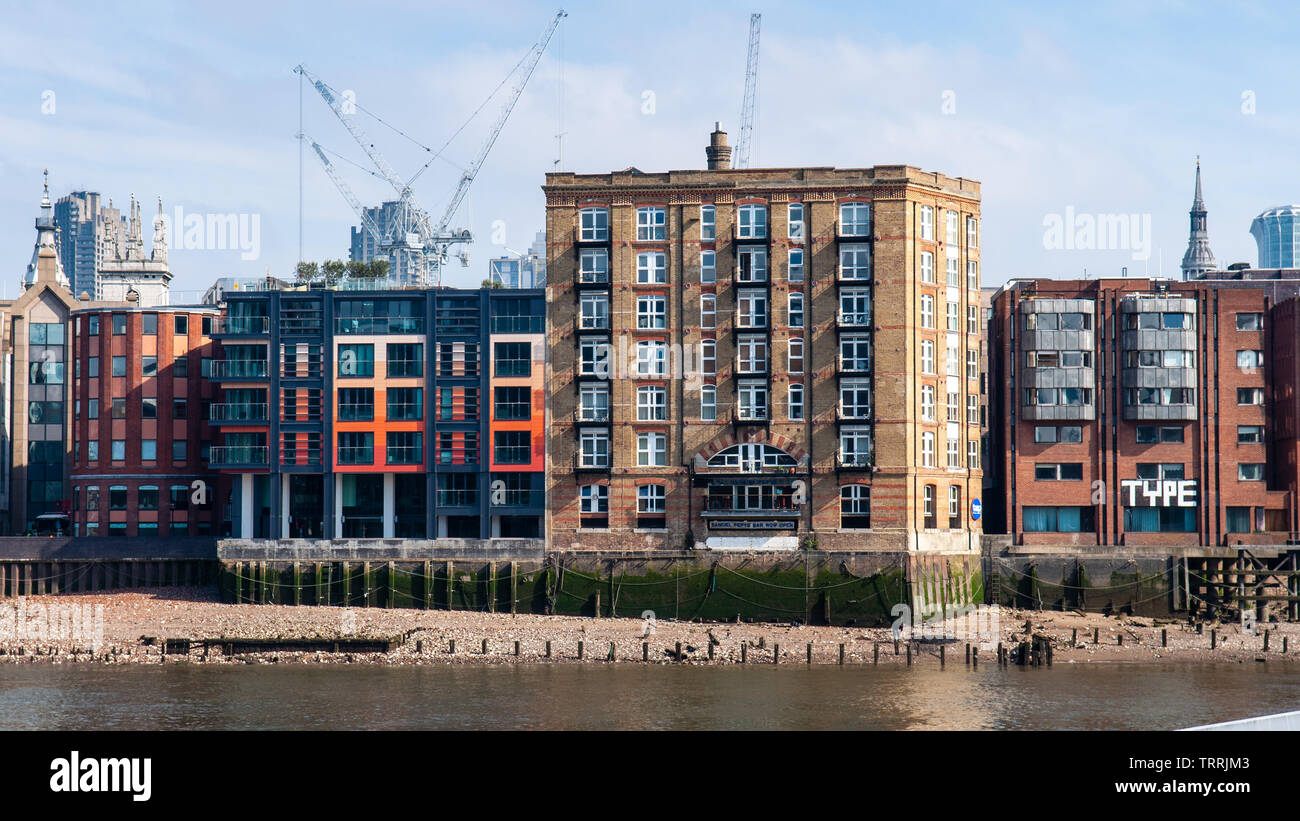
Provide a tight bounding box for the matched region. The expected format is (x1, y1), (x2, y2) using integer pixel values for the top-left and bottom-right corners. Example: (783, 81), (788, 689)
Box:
(706, 122), (732, 170)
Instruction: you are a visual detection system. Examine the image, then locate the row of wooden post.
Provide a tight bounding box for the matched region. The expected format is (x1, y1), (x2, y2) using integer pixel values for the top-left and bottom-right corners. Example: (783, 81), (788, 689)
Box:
(228, 559), (523, 611)
(0, 560), (212, 597)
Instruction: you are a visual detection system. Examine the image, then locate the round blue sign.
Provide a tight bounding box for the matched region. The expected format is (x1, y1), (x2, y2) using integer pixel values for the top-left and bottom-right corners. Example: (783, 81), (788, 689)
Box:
(971, 499), (982, 520)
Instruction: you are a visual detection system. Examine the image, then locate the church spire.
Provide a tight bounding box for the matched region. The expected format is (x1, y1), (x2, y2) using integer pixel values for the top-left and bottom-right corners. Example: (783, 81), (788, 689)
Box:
(1181, 158), (1217, 280)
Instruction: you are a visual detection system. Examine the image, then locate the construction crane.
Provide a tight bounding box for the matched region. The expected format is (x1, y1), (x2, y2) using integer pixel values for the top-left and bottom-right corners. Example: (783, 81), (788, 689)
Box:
(304, 135), (385, 254)
(297, 8), (566, 285)
(735, 13), (761, 170)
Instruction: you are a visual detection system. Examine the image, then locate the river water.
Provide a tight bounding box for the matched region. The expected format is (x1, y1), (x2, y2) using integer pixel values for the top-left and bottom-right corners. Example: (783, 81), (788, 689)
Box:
(1, 662), (1297, 730)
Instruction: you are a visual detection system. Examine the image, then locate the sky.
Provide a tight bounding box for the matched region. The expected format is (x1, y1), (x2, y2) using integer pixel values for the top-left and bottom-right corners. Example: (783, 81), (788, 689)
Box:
(1, 0), (1297, 299)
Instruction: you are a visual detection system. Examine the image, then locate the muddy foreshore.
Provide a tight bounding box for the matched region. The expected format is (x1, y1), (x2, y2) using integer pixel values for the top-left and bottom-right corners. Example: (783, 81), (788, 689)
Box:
(0, 588), (1292, 666)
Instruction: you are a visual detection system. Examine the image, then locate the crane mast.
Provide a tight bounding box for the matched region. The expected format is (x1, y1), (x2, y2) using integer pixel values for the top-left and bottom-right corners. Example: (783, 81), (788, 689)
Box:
(736, 13), (761, 170)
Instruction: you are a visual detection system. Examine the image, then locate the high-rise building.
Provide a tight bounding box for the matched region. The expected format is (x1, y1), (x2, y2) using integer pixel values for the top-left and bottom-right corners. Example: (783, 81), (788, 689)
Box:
(1181, 161), (1217, 281)
(54, 191), (123, 300)
(208, 285), (544, 540)
(348, 201), (422, 285)
(1250, 205), (1300, 269)
(544, 126), (984, 553)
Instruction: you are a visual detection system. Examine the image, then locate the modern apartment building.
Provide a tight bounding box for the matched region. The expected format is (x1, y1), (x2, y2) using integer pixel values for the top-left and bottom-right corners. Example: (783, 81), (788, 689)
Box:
(209, 285), (544, 540)
(544, 126), (984, 552)
(68, 306), (222, 537)
(989, 277), (1300, 547)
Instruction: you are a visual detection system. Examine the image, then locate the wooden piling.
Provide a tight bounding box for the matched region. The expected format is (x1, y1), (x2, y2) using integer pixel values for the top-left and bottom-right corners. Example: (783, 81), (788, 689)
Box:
(594, 590), (600, 618)
(481, 638), (488, 655)
(873, 643), (878, 664)
(386, 562), (395, 609)
(362, 561), (371, 608)
(1162, 628), (1167, 648)
(642, 642), (649, 662)
(940, 645), (945, 667)
(675, 641), (682, 662)
(445, 560), (453, 611)
(741, 643), (747, 664)
(708, 642), (715, 660)
(423, 561), (432, 610)
(449, 639), (455, 654)
(906, 643), (912, 665)
(514, 640), (520, 657)
(972, 647), (979, 666)
(806, 643), (812, 664)
(1118, 634), (1123, 646)
(965, 643), (971, 664)
(488, 562), (496, 614)
(340, 561), (350, 607)
(293, 562), (301, 606)
(1211, 629), (1217, 650)
(545, 640), (551, 659)
(894, 638), (900, 655)
(840, 644), (846, 665)
(1264, 630), (1270, 652)
(578, 640), (584, 660)
(1285, 637), (1290, 654)
(1093, 627), (1099, 644)
(608, 642), (615, 661)
(509, 561), (518, 615)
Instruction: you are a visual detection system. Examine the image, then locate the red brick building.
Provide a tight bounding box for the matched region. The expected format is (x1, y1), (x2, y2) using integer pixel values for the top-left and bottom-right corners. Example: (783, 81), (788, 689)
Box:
(989, 278), (1300, 547)
(68, 306), (221, 537)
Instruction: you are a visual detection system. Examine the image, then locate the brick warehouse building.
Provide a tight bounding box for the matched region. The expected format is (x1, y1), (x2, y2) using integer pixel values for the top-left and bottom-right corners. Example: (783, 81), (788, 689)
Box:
(68, 305), (222, 536)
(988, 277), (1300, 547)
(544, 126), (984, 552)
(210, 285), (544, 540)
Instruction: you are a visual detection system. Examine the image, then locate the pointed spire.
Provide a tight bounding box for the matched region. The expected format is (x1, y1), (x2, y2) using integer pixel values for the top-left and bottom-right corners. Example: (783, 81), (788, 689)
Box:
(1181, 158), (1217, 280)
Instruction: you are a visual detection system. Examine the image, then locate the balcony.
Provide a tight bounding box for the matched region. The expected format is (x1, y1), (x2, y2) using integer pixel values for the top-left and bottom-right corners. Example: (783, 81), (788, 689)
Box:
(702, 495), (801, 517)
(838, 357), (873, 374)
(208, 446), (268, 468)
(334, 316), (424, 335)
(836, 220), (872, 240)
(209, 403), (269, 424)
(281, 356), (323, 379)
(491, 490), (544, 508)
(734, 314), (770, 333)
(576, 269), (610, 287)
(836, 406), (873, 423)
(492, 315), (544, 334)
(210, 360), (269, 380)
(574, 407), (611, 423)
(337, 446), (374, 466)
(732, 223), (769, 243)
(837, 312), (873, 330)
(386, 446), (423, 466)
(575, 315), (611, 332)
(835, 452), (875, 471)
(732, 407), (770, 425)
(573, 226), (611, 245)
(573, 452), (611, 472)
(212, 316), (269, 336)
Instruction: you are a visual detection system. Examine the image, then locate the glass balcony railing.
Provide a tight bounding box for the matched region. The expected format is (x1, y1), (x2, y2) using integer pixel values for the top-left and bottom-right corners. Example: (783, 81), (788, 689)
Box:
(337, 446), (374, 465)
(210, 360), (269, 379)
(212, 316), (269, 335)
(209, 403), (268, 423)
(334, 316), (425, 335)
(491, 316), (544, 334)
(386, 446), (422, 465)
(209, 446), (268, 466)
(491, 490), (542, 507)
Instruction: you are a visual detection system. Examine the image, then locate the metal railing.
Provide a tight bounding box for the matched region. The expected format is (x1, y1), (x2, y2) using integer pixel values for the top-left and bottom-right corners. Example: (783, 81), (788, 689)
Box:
(210, 360), (268, 379)
(838, 312), (873, 328)
(835, 452), (875, 469)
(208, 446), (268, 465)
(209, 403), (269, 423)
(337, 446), (374, 465)
(385, 446), (422, 465)
(494, 446), (533, 465)
(574, 407), (611, 422)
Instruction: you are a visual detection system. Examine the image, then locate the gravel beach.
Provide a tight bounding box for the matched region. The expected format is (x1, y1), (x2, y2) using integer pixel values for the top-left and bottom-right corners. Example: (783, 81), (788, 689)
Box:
(0, 587), (1293, 666)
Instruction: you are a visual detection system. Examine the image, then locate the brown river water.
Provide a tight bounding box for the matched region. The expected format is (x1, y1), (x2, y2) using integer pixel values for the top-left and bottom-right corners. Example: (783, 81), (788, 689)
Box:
(0, 662), (1296, 730)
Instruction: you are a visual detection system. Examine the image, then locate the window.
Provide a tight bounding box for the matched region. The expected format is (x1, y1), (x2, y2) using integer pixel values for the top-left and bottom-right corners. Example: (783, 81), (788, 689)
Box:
(580, 293), (609, 330)
(1236, 312), (1264, 331)
(788, 203), (804, 239)
(788, 248), (804, 282)
(839, 427), (873, 467)
(1124, 507), (1195, 532)
(839, 244), (871, 280)
(1136, 463), (1184, 480)
(173, 356), (188, 378)
(494, 386), (530, 421)
(636, 251), (667, 284)
(700, 340), (716, 376)
(142, 398), (157, 419)
(1237, 350), (1264, 371)
(1238, 425), (1264, 444)
(966, 350), (978, 379)
(788, 383), (804, 420)
(840, 202), (870, 236)
(637, 386), (667, 421)
(1126, 312), (1194, 331)
(580, 207), (609, 241)
(701, 295), (716, 329)
(788, 338), (804, 374)
(1226, 507), (1252, 534)
(173, 314), (187, 335)
(967, 216), (978, 248)
(138, 485), (159, 510)
(967, 394), (979, 425)
(579, 338), (610, 376)
(112, 440), (125, 461)
(1136, 425), (1184, 443)
(923, 484), (936, 527)
(637, 484), (666, 514)
(1023, 506), (1096, 533)
(921, 340), (935, 374)
(112, 356), (126, 377)
(1237, 388), (1265, 406)
(141, 440), (156, 461)
(947, 438), (960, 468)
(88, 442), (98, 461)
(143, 314), (157, 335)
(112, 314), (126, 335)
(737, 204), (767, 238)
(635, 341), (668, 377)
(1026, 388), (1093, 407)
(737, 380), (768, 420)
(921, 385), (935, 421)
(1127, 387), (1194, 406)
(968, 440), (980, 469)
(637, 294), (667, 329)
(386, 432), (423, 466)
(636, 206), (666, 241)
(491, 428), (527, 462)
(1035, 463), (1084, 480)
(169, 485), (188, 510)
(578, 384), (609, 421)
(920, 251), (934, 283)
(737, 290), (768, 328)
(386, 343), (423, 378)
(945, 210), (959, 245)
(337, 344), (374, 377)
(946, 301), (959, 331)
(920, 205), (934, 240)
(111, 398), (126, 419)
(947, 257), (960, 287)
(840, 379), (872, 418)
(840, 485), (870, 529)
(737, 246), (768, 282)
(841, 335), (871, 371)
(1239, 463), (1265, 481)
(700, 205), (716, 241)
(142, 356), (157, 378)
(946, 391), (959, 423)
(788, 292), (804, 328)
(580, 485), (609, 516)
(967, 260), (978, 290)
(109, 485), (127, 510)
(1059, 426), (1083, 443)
(88, 316), (100, 336)
(494, 342), (531, 378)
(338, 431), (374, 465)
(173, 441), (187, 462)
(737, 336), (769, 373)
(921, 433), (935, 467)
(967, 306), (978, 335)
(701, 251), (716, 283)
(578, 248), (608, 284)
(700, 386), (716, 421)
(948, 486), (961, 527)
(839, 288), (871, 327)
(579, 431), (610, 468)
(920, 295), (934, 328)
(88, 356), (98, 378)
(637, 432), (667, 466)
(338, 388), (374, 421)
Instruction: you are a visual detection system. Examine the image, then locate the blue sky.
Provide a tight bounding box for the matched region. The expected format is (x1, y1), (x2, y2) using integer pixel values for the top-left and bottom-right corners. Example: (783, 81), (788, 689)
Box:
(1, 0), (1297, 297)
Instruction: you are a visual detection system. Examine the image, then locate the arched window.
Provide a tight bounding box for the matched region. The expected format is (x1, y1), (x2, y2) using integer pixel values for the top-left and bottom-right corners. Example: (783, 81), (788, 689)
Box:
(707, 443), (798, 473)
